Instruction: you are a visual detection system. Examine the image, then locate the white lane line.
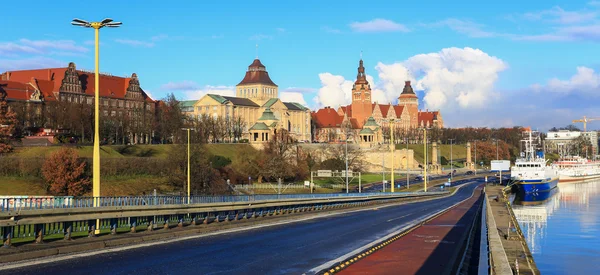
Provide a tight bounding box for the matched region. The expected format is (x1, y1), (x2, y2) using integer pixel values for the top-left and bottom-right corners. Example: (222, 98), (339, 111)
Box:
(0, 193), (451, 271)
(308, 181), (481, 274)
(387, 214), (411, 222)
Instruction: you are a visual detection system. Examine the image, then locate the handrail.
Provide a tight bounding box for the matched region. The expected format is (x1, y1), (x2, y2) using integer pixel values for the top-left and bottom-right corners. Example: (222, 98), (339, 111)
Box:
(0, 192), (446, 212)
(485, 189), (512, 275)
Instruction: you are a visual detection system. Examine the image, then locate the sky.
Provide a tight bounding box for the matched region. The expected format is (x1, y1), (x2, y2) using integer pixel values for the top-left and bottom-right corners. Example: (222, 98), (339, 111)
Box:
(2, 0), (600, 131)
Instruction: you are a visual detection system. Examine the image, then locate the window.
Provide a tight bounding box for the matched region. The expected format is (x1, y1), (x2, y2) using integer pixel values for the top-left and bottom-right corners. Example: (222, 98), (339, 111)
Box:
(213, 106), (217, 111)
(205, 106), (209, 111)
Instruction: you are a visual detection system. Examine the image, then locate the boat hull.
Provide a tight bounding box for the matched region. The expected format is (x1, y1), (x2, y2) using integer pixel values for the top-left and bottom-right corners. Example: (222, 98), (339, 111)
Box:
(558, 174), (600, 183)
(517, 177), (559, 194)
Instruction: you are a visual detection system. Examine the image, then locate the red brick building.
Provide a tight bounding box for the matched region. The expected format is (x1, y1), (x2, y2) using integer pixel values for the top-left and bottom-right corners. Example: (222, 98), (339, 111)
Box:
(0, 62), (156, 143)
(312, 59), (443, 143)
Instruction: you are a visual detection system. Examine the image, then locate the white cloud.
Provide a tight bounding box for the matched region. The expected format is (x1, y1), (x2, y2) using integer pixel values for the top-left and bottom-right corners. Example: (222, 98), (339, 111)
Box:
(280, 92), (308, 106)
(0, 56), (65, 71)
(430, 19), (495, 38)
(321, 26), (342, 34)
(184, 85), (236, 100)
(114, 39), (154, 48)
(314, 73), (354, 108)
(276, 28), (286, 33)
(160, 80), (201, 91)
(314, 47), (508, 113)
(283, 87), (316, 93)
(0, 39), (88, 56)
(531, 66), (600, 95)
(349, 19), (409, 33)
(523, 6), (597, 24)
(249, 34), (273, 41)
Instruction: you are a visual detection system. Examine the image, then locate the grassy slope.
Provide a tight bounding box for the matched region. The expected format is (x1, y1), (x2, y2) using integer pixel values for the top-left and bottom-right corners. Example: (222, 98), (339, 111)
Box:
(399, 144), (467, 166)
(0, 176), (47, 195)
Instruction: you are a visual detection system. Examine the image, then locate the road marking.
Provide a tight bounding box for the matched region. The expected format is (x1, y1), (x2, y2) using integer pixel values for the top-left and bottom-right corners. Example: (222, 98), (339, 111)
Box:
(308, 181), (481, 274)
(0, 193), (452, 271)
(387, 214), (411, 222)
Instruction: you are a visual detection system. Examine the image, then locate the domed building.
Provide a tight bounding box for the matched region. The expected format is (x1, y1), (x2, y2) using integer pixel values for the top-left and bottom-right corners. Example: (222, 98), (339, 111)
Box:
(189, 58), (311, 143)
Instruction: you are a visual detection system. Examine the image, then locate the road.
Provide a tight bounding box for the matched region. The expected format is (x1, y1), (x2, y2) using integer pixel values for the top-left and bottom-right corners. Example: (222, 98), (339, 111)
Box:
(7, 179), (486, 275)
(361, 173), (474, 193)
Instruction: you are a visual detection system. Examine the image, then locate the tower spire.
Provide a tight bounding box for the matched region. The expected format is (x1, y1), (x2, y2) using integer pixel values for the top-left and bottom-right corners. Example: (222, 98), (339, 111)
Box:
(255, 44), (258, 59)
(360, 50), (363, 60)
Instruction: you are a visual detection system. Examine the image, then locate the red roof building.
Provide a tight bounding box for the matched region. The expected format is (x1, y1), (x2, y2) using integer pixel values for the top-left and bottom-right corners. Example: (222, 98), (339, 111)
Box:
(311, 59), (444, 143)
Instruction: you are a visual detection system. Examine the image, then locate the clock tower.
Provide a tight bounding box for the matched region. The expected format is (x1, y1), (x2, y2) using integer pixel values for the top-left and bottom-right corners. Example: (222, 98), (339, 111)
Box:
(351, 59), (372, 128)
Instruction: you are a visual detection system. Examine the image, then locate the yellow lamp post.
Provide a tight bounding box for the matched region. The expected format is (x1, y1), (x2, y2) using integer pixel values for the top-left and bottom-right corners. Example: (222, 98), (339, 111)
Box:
(389, 119), (395, 192)
(422, 128), (429, 192)
(181, 128), (194, 203)
(71, 18), (121, 234)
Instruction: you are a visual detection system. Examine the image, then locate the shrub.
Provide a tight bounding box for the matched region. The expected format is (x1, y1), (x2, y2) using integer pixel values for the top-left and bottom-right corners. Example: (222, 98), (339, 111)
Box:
(42, 148), (91, 196)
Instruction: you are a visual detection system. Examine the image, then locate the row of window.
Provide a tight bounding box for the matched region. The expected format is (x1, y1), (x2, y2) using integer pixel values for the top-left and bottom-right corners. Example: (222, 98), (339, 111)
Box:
(63, 95), (151, 110)
(239, 87), (276, 98)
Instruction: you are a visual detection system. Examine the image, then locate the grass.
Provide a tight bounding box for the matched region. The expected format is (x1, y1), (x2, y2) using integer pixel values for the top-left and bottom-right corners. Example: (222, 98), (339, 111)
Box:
(205, 144), (256, 160)
(0, 176), (47, 196)
(398, 144), (467, 165)
(13, 146), (124, 158)
(100, 175), (174, 196)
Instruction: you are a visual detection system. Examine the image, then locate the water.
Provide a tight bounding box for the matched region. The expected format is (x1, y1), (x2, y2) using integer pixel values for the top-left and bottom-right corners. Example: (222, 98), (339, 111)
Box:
(511, 181), (600, 274)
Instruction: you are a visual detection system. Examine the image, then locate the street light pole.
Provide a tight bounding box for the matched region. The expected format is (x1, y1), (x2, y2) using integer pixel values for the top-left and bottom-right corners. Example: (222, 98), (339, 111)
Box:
(187, 128), (191, 203)
(390, 119), (395, 192)
(424, 128), (428, 192)
(448, 138), (455, 181)
(474, 140), (477, 175)
(71, 18), (121, 235)
(345, 137), (349, 194)
(406, 137), (409, 189)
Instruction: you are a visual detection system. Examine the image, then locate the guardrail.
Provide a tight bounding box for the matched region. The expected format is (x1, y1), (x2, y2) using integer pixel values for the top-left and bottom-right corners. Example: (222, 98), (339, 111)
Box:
(0, 192), (421, 212)
(484, 189), (512, 275)
(0, 191), (448, 248)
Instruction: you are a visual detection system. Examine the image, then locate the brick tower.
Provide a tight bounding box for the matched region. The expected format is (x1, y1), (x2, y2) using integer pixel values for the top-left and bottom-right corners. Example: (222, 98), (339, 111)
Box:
(398, 80), (418, 128)
(351, 59), (372, 127)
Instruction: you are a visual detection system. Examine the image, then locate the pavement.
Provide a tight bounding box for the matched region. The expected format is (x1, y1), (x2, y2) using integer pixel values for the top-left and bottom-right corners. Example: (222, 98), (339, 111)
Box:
(486, 185), (539, 275)
(3, 179), (485, 275)
(338, 184), (484, 275)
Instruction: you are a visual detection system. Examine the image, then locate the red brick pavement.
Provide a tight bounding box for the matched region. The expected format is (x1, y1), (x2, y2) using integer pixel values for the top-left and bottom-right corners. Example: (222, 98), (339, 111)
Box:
(338, 185), (484, 275)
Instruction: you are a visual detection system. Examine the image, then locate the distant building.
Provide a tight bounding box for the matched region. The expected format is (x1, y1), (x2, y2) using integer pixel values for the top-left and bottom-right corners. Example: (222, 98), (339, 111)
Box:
(311, 58), (443, 143)
(0, 62), (156, 143)
(545, 130), (598, 156)
(186, 58), (311, 143)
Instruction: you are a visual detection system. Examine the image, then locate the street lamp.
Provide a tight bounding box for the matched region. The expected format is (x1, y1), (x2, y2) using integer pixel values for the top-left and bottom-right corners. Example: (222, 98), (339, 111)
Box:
(72, 18), (121, 234)
(474, 140), (477, 175)
(406, 137), (409, 189)
(182, 128), (195, 203)
(389, 119), (395, 192)
(448, 138), (455, 181)
(421, 127), (430, 192)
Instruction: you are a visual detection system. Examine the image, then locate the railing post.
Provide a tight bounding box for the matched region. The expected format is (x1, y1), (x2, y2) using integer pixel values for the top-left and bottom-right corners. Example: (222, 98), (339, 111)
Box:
(147, 216), (154, 231)
(64, 222), (73, 240)
(34, 224), (44, 243)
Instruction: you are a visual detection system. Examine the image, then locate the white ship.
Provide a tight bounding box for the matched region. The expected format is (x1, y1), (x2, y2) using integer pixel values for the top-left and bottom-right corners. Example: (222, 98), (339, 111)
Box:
(511, 131), (560, 194)
(553, 156), (600, 183)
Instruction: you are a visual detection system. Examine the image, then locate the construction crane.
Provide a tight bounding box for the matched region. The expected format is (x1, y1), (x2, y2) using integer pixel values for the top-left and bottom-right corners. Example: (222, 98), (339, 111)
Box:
(572, 116), (600, 132)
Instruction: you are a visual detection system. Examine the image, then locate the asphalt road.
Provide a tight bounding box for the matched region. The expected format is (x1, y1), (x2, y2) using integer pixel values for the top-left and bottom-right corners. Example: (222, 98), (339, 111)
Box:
(9, 179), (485, 275)
(361, 173), (475, 193)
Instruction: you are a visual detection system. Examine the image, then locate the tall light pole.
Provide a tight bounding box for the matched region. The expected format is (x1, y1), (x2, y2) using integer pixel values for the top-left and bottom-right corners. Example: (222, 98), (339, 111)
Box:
(406, 137), (409, 189)
(448, 138), (455, 181)
(72, 18), (121, 235)
(423, 128), (428, 192)
(474, 140), (477, 175)
(345, 136), (349, 194)
(181, 128), (194, 203)
(390, 119), (395, 192)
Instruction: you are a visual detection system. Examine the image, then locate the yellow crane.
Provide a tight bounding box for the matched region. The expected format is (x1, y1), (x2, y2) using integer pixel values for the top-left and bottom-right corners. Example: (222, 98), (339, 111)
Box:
(572, 116), (600, 132)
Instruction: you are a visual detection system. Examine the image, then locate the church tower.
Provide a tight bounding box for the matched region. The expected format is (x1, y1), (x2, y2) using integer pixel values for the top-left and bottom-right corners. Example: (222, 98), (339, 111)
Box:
(351, 59), (373, 128)
(398, 80), (419, 127)
(236, 58), (278, 105)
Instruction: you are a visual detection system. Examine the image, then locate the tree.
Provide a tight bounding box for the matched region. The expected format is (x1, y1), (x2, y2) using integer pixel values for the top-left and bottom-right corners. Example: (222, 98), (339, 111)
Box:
(166, 144), (228, 195)
(42, 148), (91, 196)
(0, 85), (18, 154)
(261, 129), (296, 181)
(155, 93), (184, 144)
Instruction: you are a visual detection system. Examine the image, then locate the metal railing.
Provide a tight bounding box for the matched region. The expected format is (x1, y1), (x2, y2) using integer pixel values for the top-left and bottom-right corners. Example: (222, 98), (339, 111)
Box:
(0, 192), (442, 212)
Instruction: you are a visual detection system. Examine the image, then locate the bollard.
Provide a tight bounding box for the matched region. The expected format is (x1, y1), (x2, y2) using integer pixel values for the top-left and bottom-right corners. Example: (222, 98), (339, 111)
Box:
(34, 224), (44, 243)
(191, 215), (198, 226)
(88, 223), (96, 238)
(178, 217), (183, 228)
(148, 216), (154, 232)
(2, 227), (12, 247)
(110, 218), (118, 235)
(203, 214), (209, 224)
(64, 222), (73, 240)
(130, 217), (137, 233)
(163, 216), (170, 230)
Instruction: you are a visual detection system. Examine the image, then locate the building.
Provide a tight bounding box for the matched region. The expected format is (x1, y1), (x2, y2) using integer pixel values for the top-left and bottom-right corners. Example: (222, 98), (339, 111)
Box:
(311, 58), (443, 143)
(546, 130), (598, 156)
(187, 58), (311, 143)
(0, 62), (156, 143)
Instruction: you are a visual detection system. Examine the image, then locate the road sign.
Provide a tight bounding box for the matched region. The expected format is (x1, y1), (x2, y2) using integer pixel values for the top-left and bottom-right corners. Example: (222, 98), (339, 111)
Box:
(317, 170), (332, 177)
(304, 181), (310, 187)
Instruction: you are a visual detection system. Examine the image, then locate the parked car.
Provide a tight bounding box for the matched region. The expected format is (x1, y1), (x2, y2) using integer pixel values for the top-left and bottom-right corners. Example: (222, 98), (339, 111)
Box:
(465, 171), (474, 175)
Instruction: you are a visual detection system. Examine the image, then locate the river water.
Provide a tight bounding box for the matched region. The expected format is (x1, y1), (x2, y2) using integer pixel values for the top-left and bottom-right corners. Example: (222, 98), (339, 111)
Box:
(511, 180), (600, 274)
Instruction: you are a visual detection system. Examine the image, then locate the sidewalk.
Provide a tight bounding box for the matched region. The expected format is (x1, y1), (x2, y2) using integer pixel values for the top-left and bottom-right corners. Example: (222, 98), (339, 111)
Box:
(338, 185), (484, 275)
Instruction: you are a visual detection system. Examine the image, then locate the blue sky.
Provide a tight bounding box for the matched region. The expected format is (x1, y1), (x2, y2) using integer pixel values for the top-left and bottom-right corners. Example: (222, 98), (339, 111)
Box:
(2, 0), (600, 130)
